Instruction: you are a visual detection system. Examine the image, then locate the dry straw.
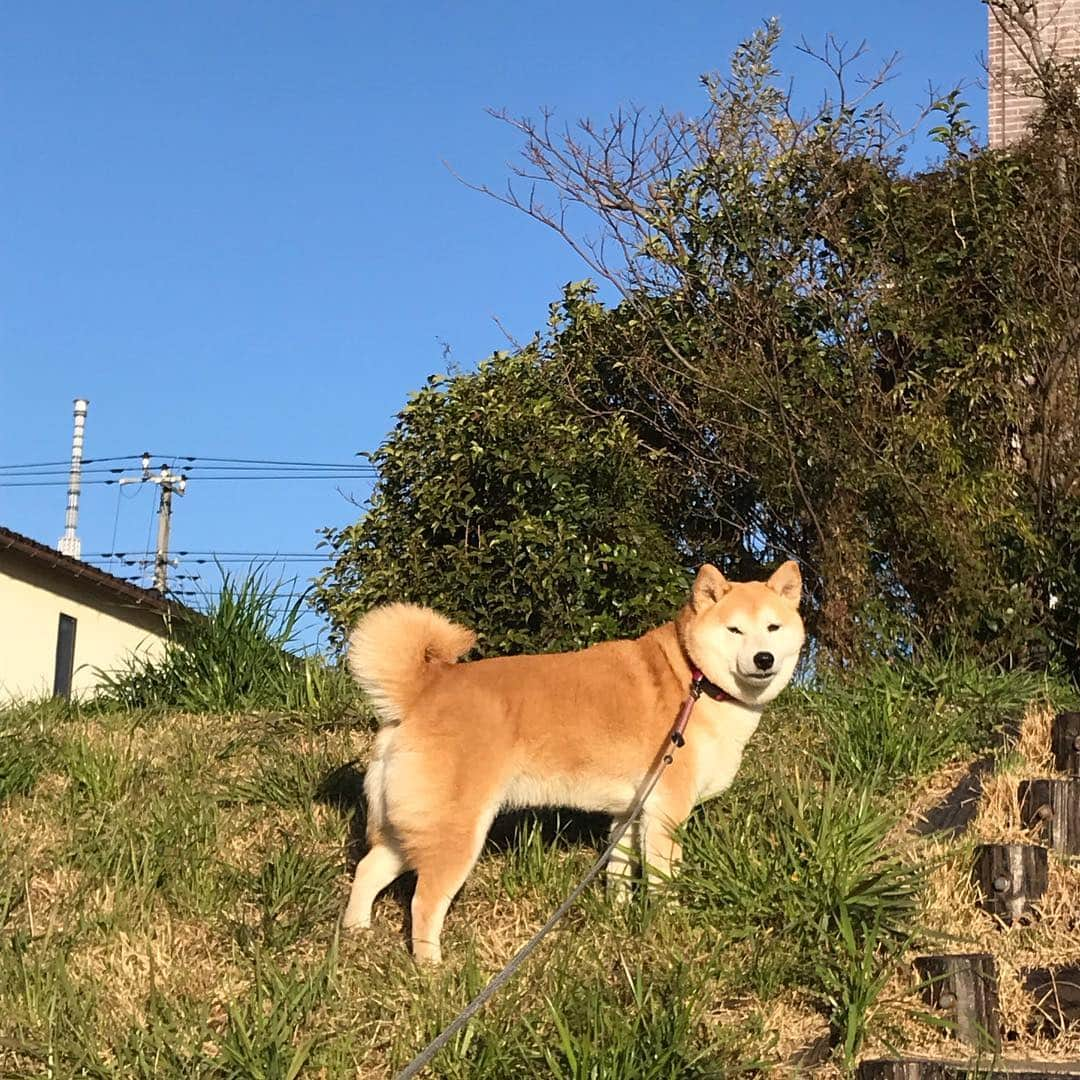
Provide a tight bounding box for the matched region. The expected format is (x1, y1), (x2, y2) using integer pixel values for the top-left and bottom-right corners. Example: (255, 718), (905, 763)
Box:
(864, 706), (1080, 1065)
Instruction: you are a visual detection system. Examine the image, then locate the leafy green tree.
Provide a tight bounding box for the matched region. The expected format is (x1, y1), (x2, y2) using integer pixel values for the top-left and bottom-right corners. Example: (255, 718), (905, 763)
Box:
(484, 18), (1080, 670)
(319, 15), (1080, 674)
(312, 344), (687, 655)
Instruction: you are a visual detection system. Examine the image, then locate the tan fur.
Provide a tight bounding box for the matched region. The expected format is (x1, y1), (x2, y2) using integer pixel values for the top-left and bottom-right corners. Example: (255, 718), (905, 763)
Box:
(346, 602), (476, 723)
(342, 563), (805, 963)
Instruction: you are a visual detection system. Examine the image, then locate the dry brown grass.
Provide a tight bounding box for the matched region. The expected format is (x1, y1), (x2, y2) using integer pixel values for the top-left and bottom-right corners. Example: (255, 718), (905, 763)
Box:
(862, 704), (1080, 1066)
(4, 683), (1078, 1076)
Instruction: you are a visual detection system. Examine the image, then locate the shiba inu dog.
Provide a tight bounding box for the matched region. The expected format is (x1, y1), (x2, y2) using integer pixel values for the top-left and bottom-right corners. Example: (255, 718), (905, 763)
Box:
(341, 561), (805, 962)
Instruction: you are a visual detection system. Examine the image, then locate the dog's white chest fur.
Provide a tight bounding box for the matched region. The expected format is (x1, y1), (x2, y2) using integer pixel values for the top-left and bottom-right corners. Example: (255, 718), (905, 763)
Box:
(688, 696), (763, 804)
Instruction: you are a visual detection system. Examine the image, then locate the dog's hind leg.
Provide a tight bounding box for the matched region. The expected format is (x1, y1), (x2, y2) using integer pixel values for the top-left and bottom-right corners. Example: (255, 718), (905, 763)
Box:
(342, 733), (406, 931)
(342, 841), (407, 930)
(409, 807), (496, 964)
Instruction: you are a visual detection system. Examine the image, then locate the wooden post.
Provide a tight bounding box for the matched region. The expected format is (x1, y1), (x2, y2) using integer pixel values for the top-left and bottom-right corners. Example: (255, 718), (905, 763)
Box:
(856, 1061), (952, 1080)
(972, 843), (1048, 923)
(857, 1059), (1080, 1079)
(1023, 965), (1080, 1034)
(1018, 778), (1080, 855)
(912, 953), (1000, 1049)
(1052, 711), (1080, 775)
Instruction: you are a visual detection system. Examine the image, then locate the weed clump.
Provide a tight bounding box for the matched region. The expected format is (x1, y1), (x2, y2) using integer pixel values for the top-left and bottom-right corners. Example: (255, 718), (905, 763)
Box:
(93, 569), (362, 725)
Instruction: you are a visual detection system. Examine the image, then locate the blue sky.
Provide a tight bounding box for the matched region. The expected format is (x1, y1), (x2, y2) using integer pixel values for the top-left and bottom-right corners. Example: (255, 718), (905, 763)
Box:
(2, 2), (987, 645)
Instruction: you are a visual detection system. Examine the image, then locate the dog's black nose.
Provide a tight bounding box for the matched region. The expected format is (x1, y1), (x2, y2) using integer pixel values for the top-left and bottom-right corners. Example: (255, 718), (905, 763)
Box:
(753, 651), (774, 671)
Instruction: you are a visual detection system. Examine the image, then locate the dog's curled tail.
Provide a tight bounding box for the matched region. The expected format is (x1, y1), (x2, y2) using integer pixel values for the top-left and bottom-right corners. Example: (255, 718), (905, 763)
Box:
(346, 603), (476, 725)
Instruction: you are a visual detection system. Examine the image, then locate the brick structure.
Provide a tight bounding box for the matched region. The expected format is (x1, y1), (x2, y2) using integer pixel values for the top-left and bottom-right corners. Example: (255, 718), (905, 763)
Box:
(988, 0), (1080, 147)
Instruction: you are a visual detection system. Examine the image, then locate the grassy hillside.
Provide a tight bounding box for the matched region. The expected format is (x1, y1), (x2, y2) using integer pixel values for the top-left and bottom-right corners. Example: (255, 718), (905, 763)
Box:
(1, 653), (1078, 1077)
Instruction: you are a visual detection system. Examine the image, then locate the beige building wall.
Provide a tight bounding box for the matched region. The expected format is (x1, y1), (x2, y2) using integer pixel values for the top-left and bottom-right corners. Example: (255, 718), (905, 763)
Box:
(989, 0), (1080, 147)
(0, 555), (168, 702)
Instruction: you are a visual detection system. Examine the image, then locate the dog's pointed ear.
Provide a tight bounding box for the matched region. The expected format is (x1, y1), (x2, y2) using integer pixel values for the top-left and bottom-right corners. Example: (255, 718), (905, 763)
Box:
(692, 564), (730, 609)
(767, 560), (802, 607)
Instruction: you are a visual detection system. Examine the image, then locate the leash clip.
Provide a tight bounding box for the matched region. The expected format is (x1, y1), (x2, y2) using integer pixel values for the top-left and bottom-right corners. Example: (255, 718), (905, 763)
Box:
(689, 668), (706, 701)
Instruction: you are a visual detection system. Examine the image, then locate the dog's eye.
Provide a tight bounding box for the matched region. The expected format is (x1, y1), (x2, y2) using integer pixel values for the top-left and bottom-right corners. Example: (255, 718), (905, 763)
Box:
(727, 626), (742, 635)
(767, 624), (781, 632)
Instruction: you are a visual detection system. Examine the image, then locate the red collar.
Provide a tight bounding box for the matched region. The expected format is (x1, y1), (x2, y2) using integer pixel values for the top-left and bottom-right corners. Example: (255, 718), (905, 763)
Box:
(669, 668), (732, 751)
(689, 668), (731, 703)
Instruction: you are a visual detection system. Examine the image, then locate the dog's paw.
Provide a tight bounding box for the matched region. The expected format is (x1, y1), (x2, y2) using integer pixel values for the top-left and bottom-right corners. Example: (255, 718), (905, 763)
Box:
(340, 906), (371, 932)
(412, 942), (443, 965)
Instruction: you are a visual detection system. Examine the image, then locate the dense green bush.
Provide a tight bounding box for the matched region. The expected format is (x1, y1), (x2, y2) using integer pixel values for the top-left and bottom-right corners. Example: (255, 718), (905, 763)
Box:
(529, 70), (1080, 668)
(312, 347), (688, 655)
(314, 22), (1080, 676)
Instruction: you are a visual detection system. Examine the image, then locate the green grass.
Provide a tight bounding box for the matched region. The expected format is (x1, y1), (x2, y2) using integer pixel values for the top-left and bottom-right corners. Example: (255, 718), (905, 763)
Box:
(413, 956), (752, 1079)
(0, 698), (75, 803)
(0, 735), (45, 803)
(778, 653), (1065, 793)
(495, 813), (605, 902)
(60, 735), (141, 804)
(215, 940), (339, 1080)
(678, 773), (922, 1064)
(0, 653), (1070, 1076)
(219, 741), (343, 811)
(231, 842), (341, 952)
(91, 569), (363, 725)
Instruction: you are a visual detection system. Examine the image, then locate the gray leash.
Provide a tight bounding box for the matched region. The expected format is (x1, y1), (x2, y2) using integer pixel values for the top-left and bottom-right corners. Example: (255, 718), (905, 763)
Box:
(393, 731), (689, 1080)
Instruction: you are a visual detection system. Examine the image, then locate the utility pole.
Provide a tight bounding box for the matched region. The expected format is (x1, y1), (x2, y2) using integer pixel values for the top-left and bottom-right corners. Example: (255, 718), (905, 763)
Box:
(151, 465), (186, 593)
(57, 398), (90, 559)
(118, 454), (188, 594)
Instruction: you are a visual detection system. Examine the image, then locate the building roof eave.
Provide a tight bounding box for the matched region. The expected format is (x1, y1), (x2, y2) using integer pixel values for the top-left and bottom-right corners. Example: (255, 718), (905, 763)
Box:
(0, 525), (184, 617)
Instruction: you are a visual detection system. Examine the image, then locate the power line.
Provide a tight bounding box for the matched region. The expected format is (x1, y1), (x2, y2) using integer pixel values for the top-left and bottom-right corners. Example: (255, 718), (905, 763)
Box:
(148, 455), (371, 468)
(176, 550), (329, 556)
(1, 449), (376, 487)
(0, 454), (146, 471)
(161, 462), (369, 474)
(87, 558), (327, 569)
(0, 453), (371, 470)
(0, 480), (111, 488)
(86, 550), (328, 558)
(1, 463), (370, 478)
(104, 483), (145, 574)
(5, 443), (362, 601)
(0, 466), (151, 478)
(86, 557), (329, 581)
(191, 558), (325, 563)
(138, 473), (375, 482)
(0, 473), (374, 488)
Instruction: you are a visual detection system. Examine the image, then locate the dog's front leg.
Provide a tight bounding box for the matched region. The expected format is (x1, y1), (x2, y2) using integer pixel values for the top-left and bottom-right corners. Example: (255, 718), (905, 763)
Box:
(605, 815), (640, 903)
(640, 784), (693, 890)
(641, 813), (682, 887)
